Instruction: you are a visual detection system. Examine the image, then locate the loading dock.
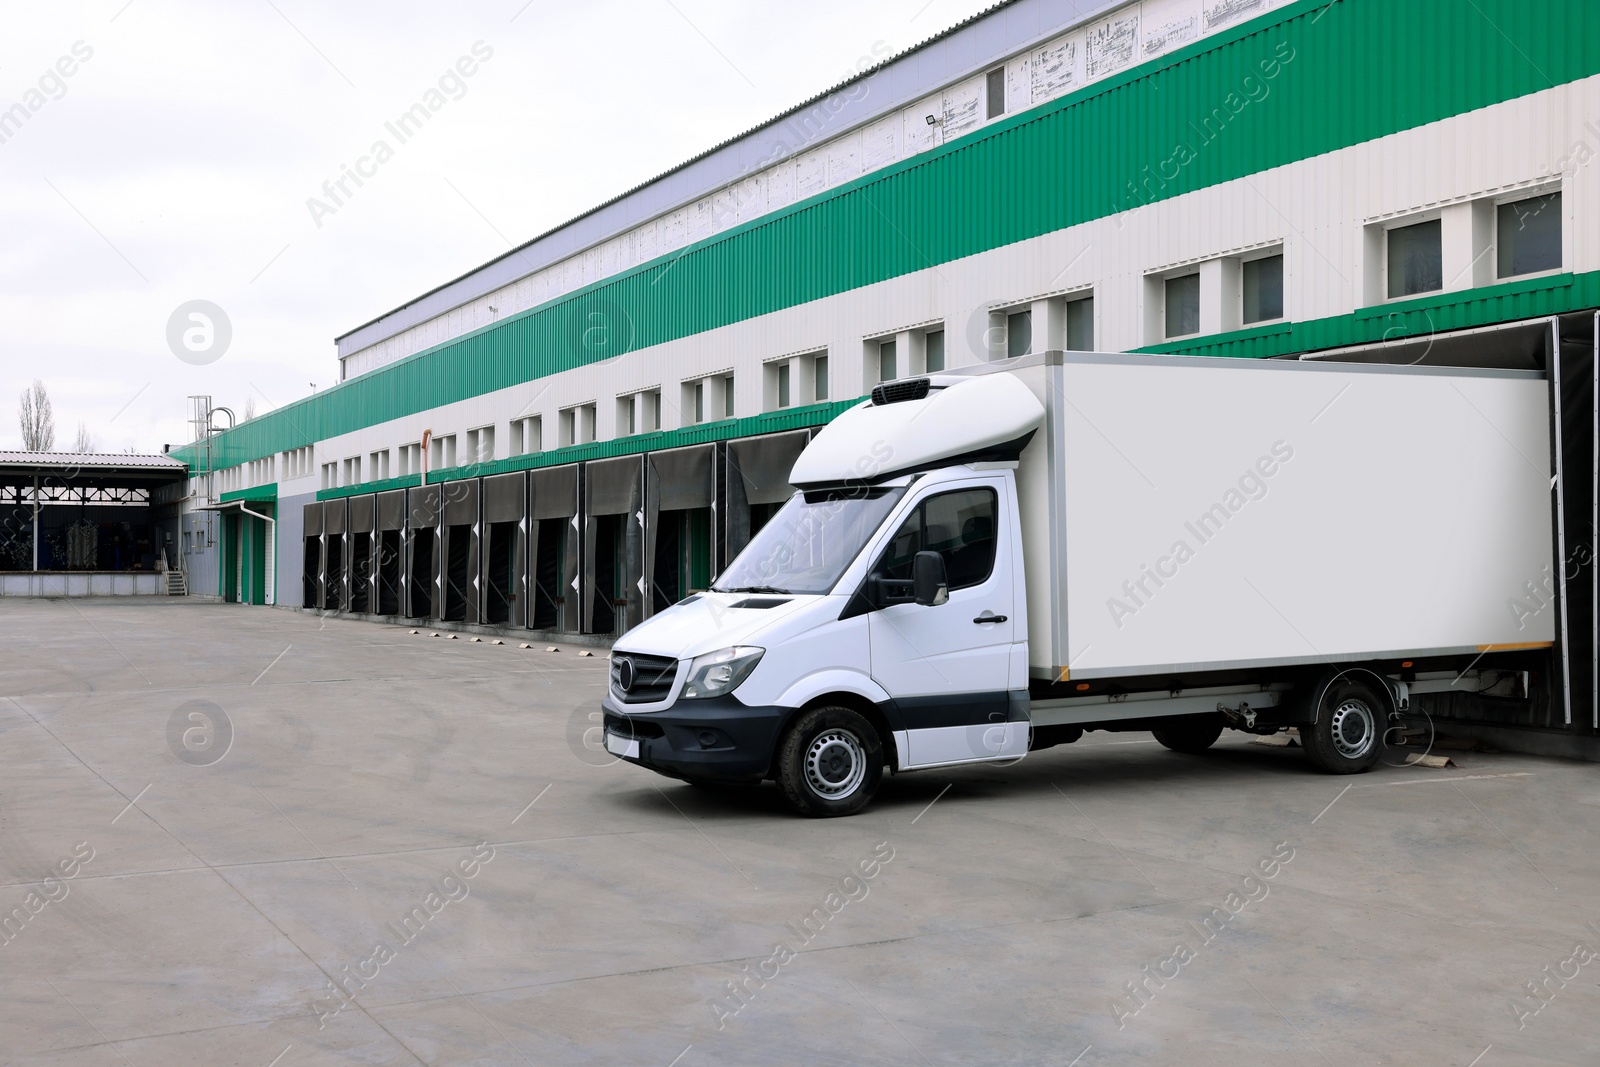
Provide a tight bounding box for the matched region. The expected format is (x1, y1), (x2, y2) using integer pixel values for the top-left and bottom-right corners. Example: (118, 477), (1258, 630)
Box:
(375, 489), (405, 616)
(529, 466), (578, 631)
(583, 455), (643, 635)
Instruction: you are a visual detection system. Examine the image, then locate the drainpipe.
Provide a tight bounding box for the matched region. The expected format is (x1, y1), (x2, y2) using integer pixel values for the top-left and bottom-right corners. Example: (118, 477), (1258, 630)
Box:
(420, 429), (433, 484)
(31, 474), (39, 571)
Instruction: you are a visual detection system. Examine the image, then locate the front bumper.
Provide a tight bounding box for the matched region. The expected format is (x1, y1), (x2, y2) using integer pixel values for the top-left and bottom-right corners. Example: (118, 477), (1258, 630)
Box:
(601, 692), (791, 782)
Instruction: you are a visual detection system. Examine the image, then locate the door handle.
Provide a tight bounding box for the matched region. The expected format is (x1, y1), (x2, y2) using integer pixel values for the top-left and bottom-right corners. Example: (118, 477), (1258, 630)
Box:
(973, 613), (1007, 624)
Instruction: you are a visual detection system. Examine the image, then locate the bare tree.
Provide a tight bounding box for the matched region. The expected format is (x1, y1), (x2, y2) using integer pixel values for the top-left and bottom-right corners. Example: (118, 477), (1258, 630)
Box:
(243, 395), (257, 421)
(19, 380), (54, 451)
(73, 422), (93, 453)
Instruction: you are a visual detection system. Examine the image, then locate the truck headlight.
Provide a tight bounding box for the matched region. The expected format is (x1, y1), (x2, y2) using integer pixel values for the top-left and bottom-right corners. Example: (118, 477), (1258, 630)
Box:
(681, 646), (764, 700)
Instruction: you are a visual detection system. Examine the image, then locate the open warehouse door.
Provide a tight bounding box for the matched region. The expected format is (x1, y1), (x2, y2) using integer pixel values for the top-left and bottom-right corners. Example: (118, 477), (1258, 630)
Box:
(323, 497), (349, 612)
(724, 430), (811, 563)
(302, 501), (322, 609)
(481, 472), (526, 628)
(440, 479), (479, 623)
(529, 466), (579, 632)
(406, 484), (441, 620)
(349, 494), (374, 614)
(583, 456), (643, 636)
(645, 445), (714, 614)
(375, 489), (405, 616)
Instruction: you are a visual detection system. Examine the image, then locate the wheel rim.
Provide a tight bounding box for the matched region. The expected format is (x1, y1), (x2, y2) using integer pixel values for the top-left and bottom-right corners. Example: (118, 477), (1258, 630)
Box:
(805, 728), (867, 799)
(1329, 698), (1376, 759)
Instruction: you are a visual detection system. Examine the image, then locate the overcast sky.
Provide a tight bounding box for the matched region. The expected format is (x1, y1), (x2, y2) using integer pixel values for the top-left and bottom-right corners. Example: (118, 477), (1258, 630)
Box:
(0, 0), (992, 454)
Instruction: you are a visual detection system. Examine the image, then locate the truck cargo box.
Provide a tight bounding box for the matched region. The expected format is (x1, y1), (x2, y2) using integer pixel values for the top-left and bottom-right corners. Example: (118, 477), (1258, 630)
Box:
(1015, 353), (1553, 680)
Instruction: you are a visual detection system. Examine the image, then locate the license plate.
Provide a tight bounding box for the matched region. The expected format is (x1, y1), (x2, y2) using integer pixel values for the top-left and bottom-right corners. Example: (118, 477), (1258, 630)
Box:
(605, 732), (640, 759)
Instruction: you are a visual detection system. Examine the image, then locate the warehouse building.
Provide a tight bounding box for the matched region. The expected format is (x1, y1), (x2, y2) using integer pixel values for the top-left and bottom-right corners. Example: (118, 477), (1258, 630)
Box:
(168, 0), (1599, 723)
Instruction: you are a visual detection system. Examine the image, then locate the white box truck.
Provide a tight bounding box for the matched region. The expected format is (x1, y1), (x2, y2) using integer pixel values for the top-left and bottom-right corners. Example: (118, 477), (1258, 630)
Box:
(601, 351), (1554, 816)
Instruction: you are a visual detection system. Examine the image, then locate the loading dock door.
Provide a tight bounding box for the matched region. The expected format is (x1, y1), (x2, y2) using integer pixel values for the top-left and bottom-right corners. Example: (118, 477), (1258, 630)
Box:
(350, 494), (375, 613)
(646, 445), (714, 614)
(440, 479), (479, 623)
(376, 489), (405, 616)
(302, 501), (324, 608)
(725, 430), (811, 562)
(584, 456), (643, 635)
(482, 472), (527, 627)
(530, 466), (579, 631)
(407, 484), (442, 619)
(324, 497), (349, 612)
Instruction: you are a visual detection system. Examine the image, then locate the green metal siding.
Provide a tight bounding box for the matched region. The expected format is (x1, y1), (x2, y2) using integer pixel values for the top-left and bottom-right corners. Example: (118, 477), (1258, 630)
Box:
(179, 0), (1600, 472)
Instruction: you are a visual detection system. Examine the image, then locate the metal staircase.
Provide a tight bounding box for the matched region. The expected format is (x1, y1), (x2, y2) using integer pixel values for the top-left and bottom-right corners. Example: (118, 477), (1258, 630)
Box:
(161, 548), (187, 596)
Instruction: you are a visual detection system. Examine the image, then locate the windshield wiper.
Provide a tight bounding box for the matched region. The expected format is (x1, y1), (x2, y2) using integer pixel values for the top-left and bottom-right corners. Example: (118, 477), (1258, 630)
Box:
(714, 585), (792, 595)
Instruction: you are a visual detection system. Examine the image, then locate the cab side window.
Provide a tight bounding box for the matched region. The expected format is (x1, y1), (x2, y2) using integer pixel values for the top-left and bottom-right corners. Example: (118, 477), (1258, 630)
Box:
(876, 488), (997, 591)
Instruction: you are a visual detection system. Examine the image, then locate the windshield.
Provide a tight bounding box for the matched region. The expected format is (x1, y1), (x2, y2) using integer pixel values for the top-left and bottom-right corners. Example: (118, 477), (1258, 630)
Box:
(714, 487), (907, 596)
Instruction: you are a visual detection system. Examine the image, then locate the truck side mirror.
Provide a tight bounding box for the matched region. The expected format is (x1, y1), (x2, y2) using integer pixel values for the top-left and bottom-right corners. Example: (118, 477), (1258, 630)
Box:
(912, 551), (948, 607)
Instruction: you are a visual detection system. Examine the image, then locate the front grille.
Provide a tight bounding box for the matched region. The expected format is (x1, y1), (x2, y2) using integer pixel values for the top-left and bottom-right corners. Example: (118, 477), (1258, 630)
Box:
(610, 651), (678, 704)
(870, 378), (931, 406)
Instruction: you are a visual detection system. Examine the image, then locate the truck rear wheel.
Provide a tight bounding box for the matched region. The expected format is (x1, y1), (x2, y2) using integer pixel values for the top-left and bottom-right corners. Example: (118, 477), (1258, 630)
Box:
(775, 706), (884, 817)
(1302, 673), (1386, 774)
(1151, 714), (1224, 753)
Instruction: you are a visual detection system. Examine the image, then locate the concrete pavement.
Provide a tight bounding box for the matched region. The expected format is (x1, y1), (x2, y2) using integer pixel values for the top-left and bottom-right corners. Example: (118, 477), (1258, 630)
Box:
(1, 598), (1597, 1065)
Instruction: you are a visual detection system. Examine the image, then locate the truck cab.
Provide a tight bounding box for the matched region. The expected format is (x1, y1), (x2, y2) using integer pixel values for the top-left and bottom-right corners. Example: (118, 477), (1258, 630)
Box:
(601, 372), (1043, 815)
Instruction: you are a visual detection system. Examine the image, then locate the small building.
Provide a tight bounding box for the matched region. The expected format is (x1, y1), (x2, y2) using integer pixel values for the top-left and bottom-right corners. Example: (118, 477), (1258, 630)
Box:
(0, 451), (187, 596)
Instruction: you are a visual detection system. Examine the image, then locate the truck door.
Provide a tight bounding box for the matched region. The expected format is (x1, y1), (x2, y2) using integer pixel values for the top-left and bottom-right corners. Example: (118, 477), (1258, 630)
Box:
(867, 479), (1027, 768)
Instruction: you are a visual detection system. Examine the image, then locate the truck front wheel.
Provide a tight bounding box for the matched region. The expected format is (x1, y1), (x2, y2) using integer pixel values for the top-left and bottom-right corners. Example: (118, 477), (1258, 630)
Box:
(1151, 714), (1224, 753)
(1301, 674), (1386, 774)
(775, 706), (884, 817)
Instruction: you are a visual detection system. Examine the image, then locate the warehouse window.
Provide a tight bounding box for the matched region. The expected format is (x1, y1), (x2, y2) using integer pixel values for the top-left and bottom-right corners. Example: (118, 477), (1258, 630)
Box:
(1066, 296), (1094, 350)
(369, 449), (390, 481)
(616, 395), (638, 436)
(429, 434), (456, 470)
(776, 363), (791, 408)
(321, 461), (338, 490)
(397, 442), (421, 476)
(879, 339), (897, 383)
(925, 330), (945, 372)
(684, 376), (729, 424)
(1242, 254), (1284, 324)
(1006, 310), (1032, 358)
(510, 416), (541, 455)
(986, 67), (1005, 119)
(343, 456), (361, 485)
(466, 425), (494, 465)
(1165, 274), (1200, 338)
(1498, 192), (1561, 279)
(814, 355), (829, 400)
(1387, 219), (1442, 298)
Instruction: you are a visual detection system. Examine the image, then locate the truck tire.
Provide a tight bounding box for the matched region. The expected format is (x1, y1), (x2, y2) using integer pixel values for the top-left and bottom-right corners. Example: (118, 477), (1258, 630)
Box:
(775, 706), (884, 817)
(1301, 673), (1386, 774)
(1150, 714), (1224, 753)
